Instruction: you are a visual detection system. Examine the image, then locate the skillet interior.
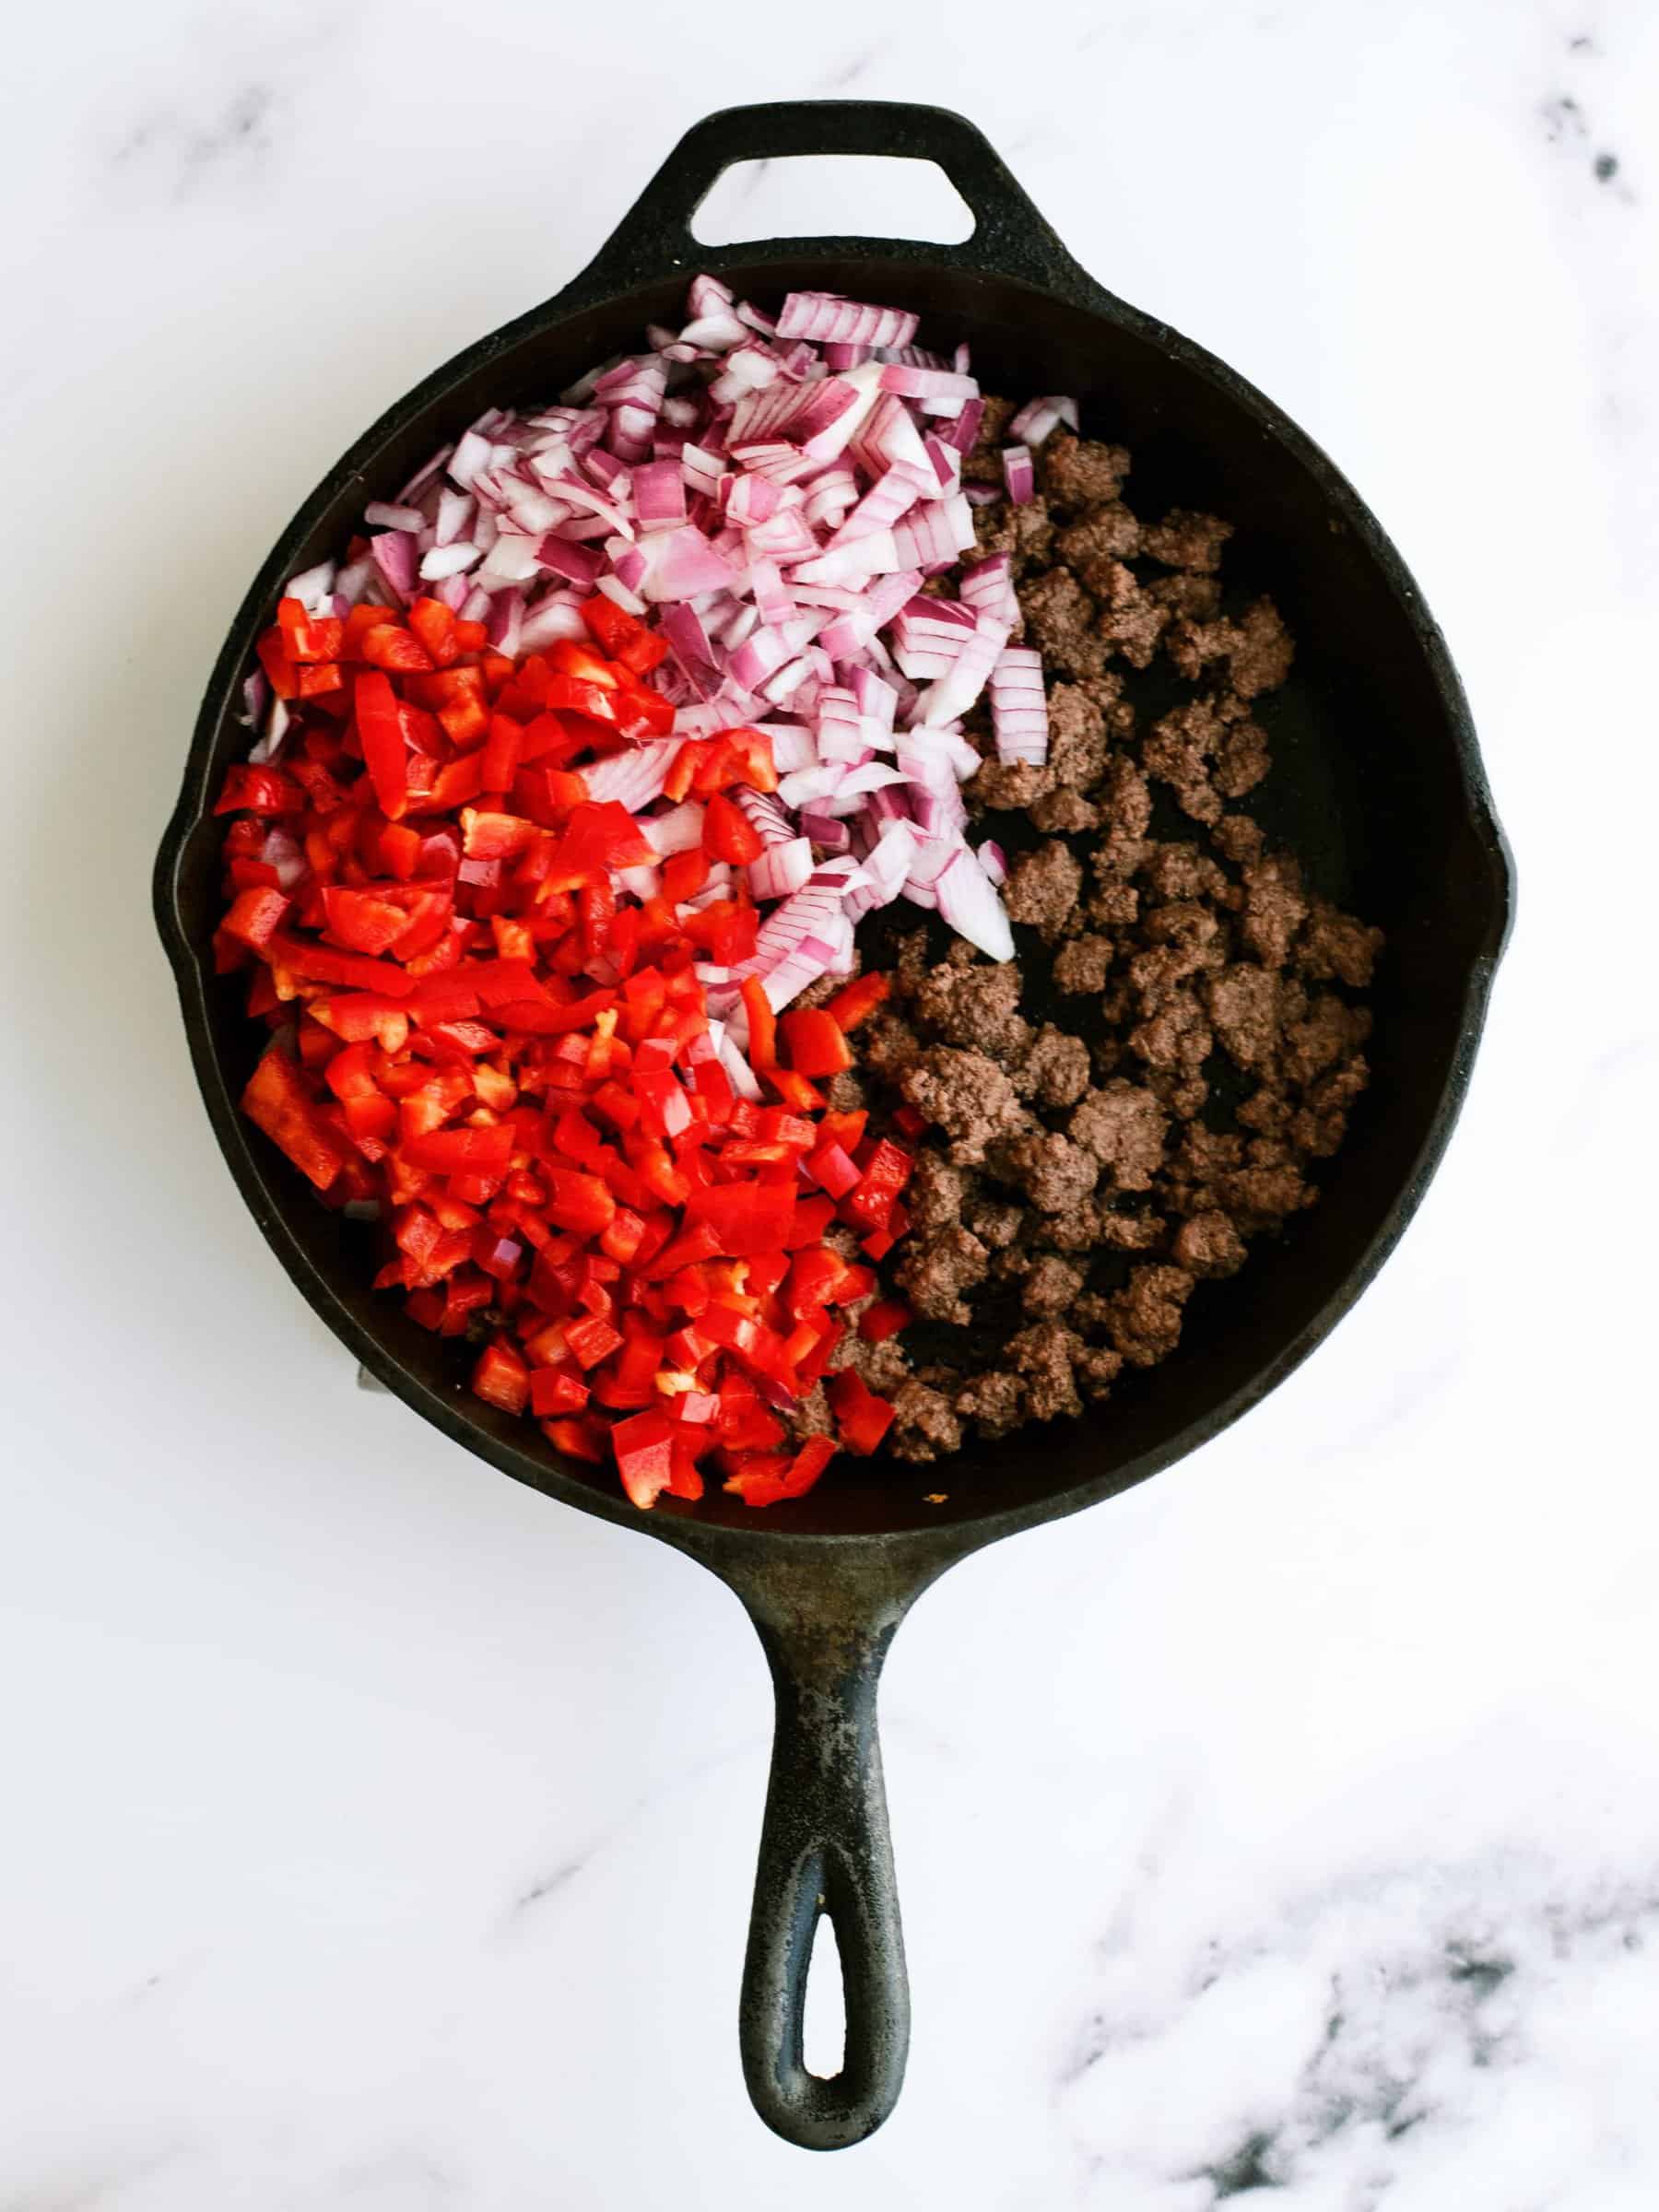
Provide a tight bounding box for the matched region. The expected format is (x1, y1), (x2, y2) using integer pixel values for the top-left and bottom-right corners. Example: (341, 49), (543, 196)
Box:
(159, 254), (1510, 1545)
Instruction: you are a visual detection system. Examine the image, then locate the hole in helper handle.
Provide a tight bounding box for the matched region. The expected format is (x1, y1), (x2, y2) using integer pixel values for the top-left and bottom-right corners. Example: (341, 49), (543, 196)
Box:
(567, 99), (1096, 300)
(739, 1610), (908, 2150)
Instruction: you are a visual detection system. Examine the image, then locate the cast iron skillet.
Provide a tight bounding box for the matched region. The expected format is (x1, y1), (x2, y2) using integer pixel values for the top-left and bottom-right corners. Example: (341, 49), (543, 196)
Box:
(153, 100), (1514, 2151)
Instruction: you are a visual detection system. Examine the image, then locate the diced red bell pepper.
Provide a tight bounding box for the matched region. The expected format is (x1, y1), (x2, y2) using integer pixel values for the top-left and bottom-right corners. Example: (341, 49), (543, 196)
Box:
(724, 1433), (836, 1506)
(529, 1366), (591, 1418)
(354, 670), (408, 821)
(403, 1123), (514, 1179)
(842, 1138), (914, 1228)
(582, 594), (668, 675)
(545, 1168), (617, 1238)
(241, 1045), (347, 1191)
(858, 1299), (912, 1343)
(684, 1181), (796, 1258)
(216, 763), (304, 816)
(806, 1141), (860, 1198)
(827, 1369), (896, 1455)
(472, 1340), (531, 1416)
(701, 791), (764, 864)
(610, 1408), (678, 1510)
(780, 1007), (853, 1078)
(822, 971), (890, 1032)
(565, 1314), (624, 1370)
(221, 886), (290, 952)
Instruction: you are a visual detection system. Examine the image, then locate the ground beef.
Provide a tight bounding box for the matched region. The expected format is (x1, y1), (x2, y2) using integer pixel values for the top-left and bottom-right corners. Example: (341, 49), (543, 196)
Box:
(824, 1069), (868, 1114)
(1007, 1323), (1087, 1418)
(911, 957), (1030, 1060)
(857, 1007), (924, 1082)
(1041, 432), (1132, 509)
(1020, 1254), (1088, 1317)
(1056, 502), (1144, 582)
(1069, 1079), (1168, 1190)
(907, 1150), (971, 1237)
(830, 1330), (911, 1396)
(888, 1380), (962, 1463)
(1004, 841), (1083, 939)
(1090, 560), (1170, 669)
(972, 494), (1056, 574)
(1206, 963), (1285, 1072)
(1296, 897), (1384, 989)
(998, 1130), (1100, 1213)
(895, 1224), (990, 1324)
(966, 1194), (1024, 1249)
(1046, 683), (1113, 789)
(1144, 842), (1232, 906)
(1171, 1209), (1248, 1277)
(1102, 1265), (1194, 1367)
(1088, 879), (1141, 927)
(899, 1047), (1030, 1166)
(1030, 787), (1101, 834)
(1238, 851), (1308, 968)
(1140, 509), (1233, 571)
(1167, 597), (1294, 698)
(1020, 568), (1107, 681)
(971, 759), (1053, 811)
(783, 1383), (836, 1441)
(955, 1368), (1027, 1439)
(1053, 934), (1114, 994)
(842, 401), (1380, 1482)
(1015, 1023), (1092, 1108)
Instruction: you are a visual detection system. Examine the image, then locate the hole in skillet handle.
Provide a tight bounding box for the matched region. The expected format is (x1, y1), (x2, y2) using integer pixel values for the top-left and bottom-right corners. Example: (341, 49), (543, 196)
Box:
(694, 156), (975, 248)
(562, 98), (1103, 307)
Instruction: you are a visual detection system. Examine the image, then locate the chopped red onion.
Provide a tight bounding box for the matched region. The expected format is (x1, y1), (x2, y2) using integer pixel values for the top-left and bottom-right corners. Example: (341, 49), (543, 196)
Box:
(1007, 394), (1079, 446)
(938, 396), (985, 455)
(370, 530), (417, 602)
(291, 273), (1076, 973)
(775, 293), (919, 349)
(959, 552), (1018, 628)
(800, 810), (851, 852)
(594, 574), (648, 616)
(935, 844), (1015, 960)
(733, 787), (795, 845)
(517, 595), (589, 653)
(640, 801), (705, 857)
(747, 837), (814, 901)
(418, 541), (483, 582)
(915, 611), (1010, 727)
(877, 364), (978, 404)
(1002, 444), (1036, 502)
(639, 526), (740, 602)
(989, 645), (1049, 763)
(632, 458), (688, 533)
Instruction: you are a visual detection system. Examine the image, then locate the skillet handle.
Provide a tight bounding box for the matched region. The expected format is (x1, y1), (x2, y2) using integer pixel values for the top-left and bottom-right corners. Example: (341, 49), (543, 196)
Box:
(570, 99), (1092, 298)
(739, 1606), (908, 2150)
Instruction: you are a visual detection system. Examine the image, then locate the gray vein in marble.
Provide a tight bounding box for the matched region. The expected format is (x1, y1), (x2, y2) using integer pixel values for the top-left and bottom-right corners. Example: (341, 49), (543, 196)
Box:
(822, 50), (877, 88)
(0, 2144), (193, 2212)
(1543, 47), (1638, 203)
(496, 1740), (753, 1937)
(336, 2149), (455, 2206)
(1058, 1851), (1659, 2206)
(112, 81), (279, 201)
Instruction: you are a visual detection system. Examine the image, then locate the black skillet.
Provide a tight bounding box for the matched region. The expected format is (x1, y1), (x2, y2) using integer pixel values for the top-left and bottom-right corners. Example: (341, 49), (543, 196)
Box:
(153, 100), (1514, 2151)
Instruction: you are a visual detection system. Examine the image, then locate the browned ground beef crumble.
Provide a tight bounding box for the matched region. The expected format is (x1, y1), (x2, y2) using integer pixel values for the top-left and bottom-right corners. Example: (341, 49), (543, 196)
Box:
(797, 419), (1383, 1465)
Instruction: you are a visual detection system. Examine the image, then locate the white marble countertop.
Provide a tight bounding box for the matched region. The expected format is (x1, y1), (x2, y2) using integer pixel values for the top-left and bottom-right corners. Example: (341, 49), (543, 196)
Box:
(6, 0), (1657, 2201)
